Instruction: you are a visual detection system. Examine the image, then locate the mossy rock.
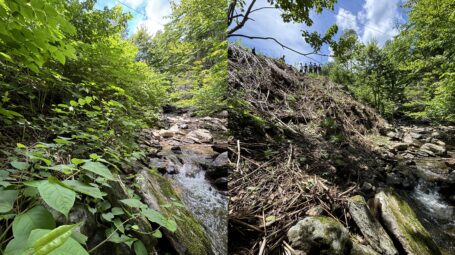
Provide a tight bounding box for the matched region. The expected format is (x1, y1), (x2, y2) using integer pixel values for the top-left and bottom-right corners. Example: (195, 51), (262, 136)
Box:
(347, 195), (397, 255)
(287, 216), (351, 255)
(374, 190), (441, 255)
(350, 241), (379, 255)
(136, 169), (212, 255)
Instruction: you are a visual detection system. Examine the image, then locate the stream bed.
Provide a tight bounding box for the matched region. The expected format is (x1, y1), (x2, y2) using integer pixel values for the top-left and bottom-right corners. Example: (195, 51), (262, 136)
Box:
(170, 166), (228, 254)
(398, 180), (455, 254)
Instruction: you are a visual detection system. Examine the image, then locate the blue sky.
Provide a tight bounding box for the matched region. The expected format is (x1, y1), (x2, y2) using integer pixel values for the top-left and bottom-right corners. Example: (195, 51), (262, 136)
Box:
(94, 0), (407, 65)
(95, 0), (171, 35)
(229, 0), (408, 65)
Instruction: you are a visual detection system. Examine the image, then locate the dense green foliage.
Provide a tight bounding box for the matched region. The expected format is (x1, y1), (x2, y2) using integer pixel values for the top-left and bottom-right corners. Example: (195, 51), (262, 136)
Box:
(132, 0), (227, 114)
(0, 0), (215, 253)
(325, 0), (455, 122)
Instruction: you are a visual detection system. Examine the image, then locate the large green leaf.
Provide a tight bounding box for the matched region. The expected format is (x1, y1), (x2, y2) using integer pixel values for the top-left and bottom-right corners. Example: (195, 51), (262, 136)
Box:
(12, 205), (56, 238)
(38, 178), (76, 217)
(63, 180), (105, 199)
(120, 198), (147, 209)
(141, 209), (177, 232)
(81, 161), (114, 180)
(27, 224), (77, 255)
(0, 188), (18, 213)
(133, 240), (147, 255)
(6, 206), (56, 255)
(26, 229), (89, 255)
(10, 161), (29, 170)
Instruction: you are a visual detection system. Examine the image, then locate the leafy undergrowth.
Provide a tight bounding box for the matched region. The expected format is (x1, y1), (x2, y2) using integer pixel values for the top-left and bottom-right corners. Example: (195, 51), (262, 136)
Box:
(0, 1), (178, 254)
(227, 45), (390, 254)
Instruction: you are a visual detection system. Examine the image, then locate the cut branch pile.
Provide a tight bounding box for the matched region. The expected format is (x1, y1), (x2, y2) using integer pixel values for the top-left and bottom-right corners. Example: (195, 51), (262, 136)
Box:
(228, 45), (387, 254)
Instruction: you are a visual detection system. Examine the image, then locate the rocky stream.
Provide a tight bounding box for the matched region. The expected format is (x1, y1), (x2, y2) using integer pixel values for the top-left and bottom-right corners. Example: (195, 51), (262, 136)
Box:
(287, 124), (455, 255)
(139, 110), (230, 254)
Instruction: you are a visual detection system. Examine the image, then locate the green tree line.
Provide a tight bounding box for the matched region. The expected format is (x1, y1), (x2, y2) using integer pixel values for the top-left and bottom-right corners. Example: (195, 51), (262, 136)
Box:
(325, 0), (454, 122)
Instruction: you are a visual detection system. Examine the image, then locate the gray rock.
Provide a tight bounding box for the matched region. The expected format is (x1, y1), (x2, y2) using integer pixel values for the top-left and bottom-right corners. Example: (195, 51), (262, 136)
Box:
(403, 134), (414, 144)
(421, 143), (446, 156)
(386, 131), (398, 139)
(361, 182), (374, 192)
(213, 152), (230, 168)
(186, 129), (213, 143)
(373, 190), (441, 255)
(348, 196), (398, 255)
(159, 129), (175, 138)
(389, 143), (409, 151)
(306, 206), (323, 216)
(410, 132), (423, 139)
(287, 216), (351, 255)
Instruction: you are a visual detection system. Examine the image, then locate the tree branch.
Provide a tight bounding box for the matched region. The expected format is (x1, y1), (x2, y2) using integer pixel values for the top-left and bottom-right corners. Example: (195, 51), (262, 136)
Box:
(228, 0), (257, 35)
(228, 34), (333, 63)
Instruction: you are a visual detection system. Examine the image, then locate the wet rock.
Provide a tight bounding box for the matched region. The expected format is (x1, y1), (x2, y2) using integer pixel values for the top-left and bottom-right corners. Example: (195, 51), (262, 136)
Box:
(373, 190), (441, 255)
(420, 143), (446, 156)
(136, 170), (212, 255)
(213, 177), (228, 190)
(206, 152), (230, 180)
(179, 123), (189, 129)
(414, 159), (450, 182)
(149, 158), (168, 173)
(287, 216), (351, 255)
(186, 129), (213, 143)
(212, 152), (230, 168)
(348, 195), (398, 255)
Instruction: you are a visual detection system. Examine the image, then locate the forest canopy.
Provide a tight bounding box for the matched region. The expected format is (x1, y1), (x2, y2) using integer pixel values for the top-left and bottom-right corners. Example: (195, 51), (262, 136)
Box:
(324, 0), (455, 122)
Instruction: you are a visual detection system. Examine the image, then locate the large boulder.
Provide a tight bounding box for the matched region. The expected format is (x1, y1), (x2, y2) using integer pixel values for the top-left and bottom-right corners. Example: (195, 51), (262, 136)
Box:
(287, 216), (351, 255)
(373, 190), (441, 255)
(348, 195), (398, 255)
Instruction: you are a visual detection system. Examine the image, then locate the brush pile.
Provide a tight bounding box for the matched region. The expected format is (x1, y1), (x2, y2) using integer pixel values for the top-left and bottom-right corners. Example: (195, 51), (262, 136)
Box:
(227, 45), (390, 254)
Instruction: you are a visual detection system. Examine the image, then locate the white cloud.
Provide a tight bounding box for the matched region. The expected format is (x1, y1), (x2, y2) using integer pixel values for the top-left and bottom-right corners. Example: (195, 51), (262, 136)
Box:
(123, 0), (144, 8)
(136, 0), (171, 35)
(336, 8), (359, 32)
(327, 46), (334, 62)
(358, 0), (401, 45)
(230, 1), (317, 65)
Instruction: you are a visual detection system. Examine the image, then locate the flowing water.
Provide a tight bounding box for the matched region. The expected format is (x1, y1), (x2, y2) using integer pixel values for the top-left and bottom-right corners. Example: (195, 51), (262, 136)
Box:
(399, 180), (455, 253)
(168, 147), (228, 255)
